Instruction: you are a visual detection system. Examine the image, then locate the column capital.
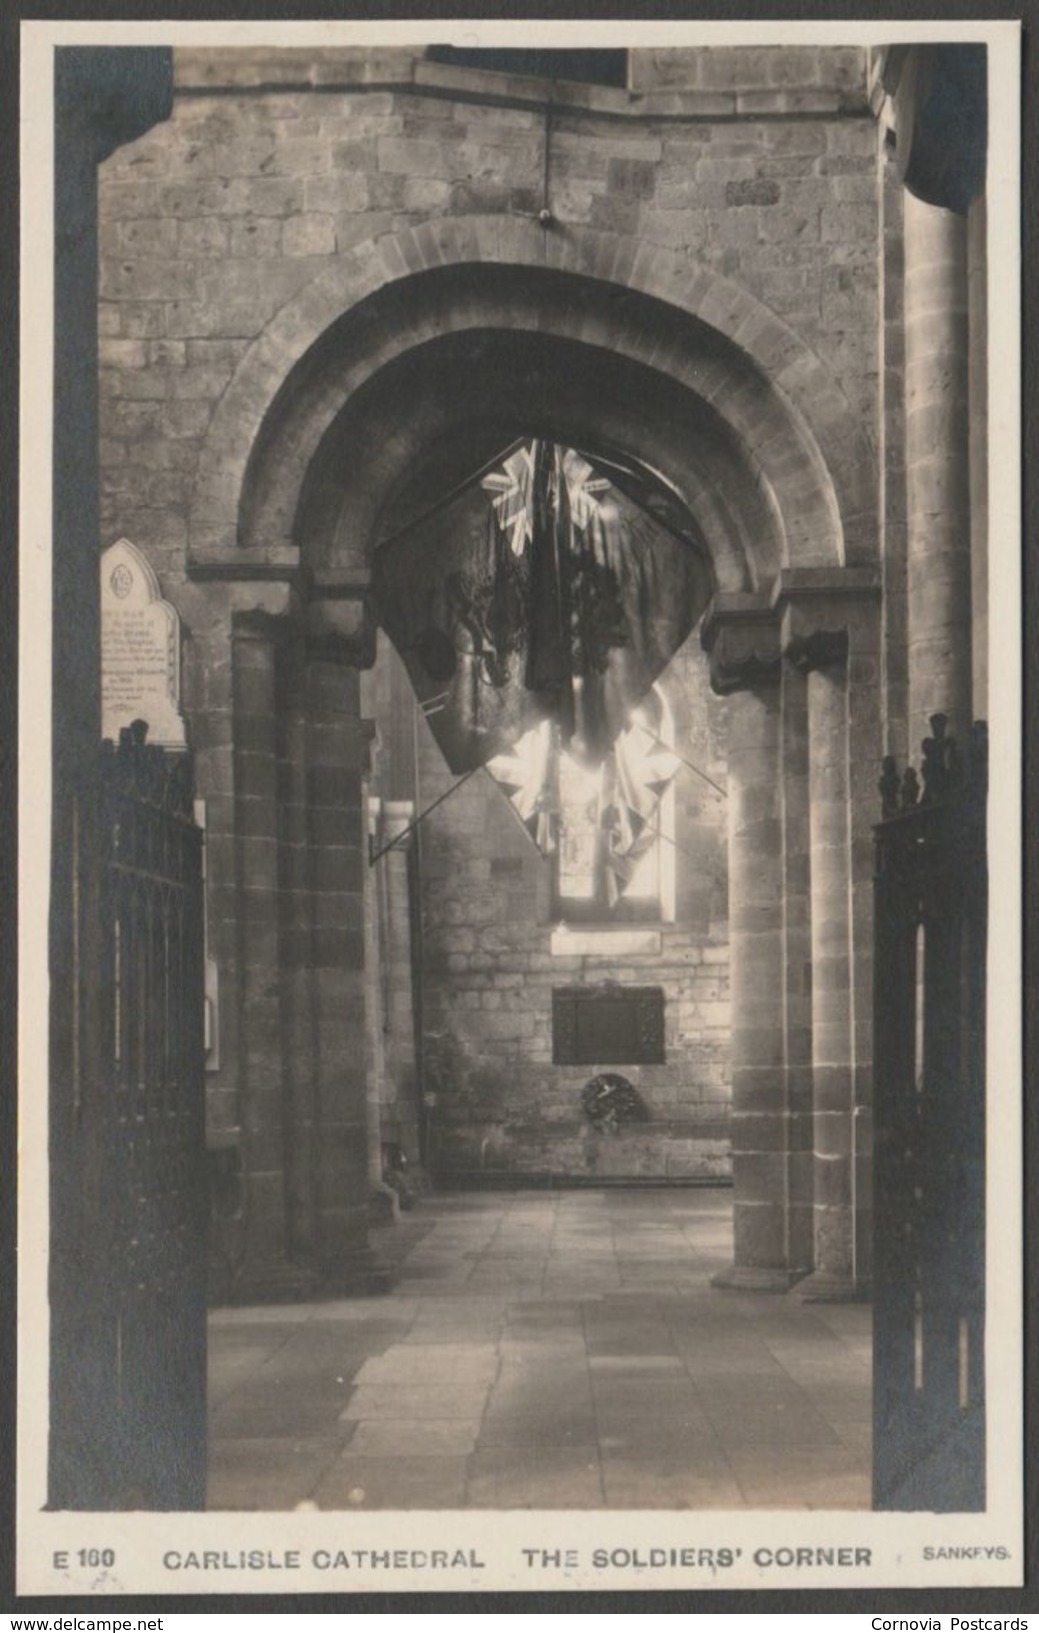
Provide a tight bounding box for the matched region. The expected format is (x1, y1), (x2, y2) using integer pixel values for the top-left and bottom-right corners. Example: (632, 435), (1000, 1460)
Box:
(700, 594), (781, 696)
(774, 568), (880, 665)
(231, 591), (300, 640)
(305, 585), (377, 669)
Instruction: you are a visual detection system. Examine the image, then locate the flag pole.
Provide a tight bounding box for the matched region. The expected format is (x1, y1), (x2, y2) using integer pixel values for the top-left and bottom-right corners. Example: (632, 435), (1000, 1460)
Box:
(373, 436), (529, 555)
(637, 726), (728, 800)
(369, 764), (483, 864)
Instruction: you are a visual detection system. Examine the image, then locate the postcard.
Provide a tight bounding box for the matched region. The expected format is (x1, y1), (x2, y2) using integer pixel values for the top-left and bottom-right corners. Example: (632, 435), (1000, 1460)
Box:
(17, 14), (1023, 1597)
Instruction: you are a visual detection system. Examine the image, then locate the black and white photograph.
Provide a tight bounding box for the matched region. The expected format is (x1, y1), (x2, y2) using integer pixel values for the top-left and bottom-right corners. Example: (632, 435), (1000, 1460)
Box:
(16, 16), (1024, 1598)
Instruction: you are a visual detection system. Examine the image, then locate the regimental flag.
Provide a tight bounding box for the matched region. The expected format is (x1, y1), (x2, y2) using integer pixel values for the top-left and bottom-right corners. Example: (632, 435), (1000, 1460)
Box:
(372, 438), (708, 776)
(598, 701), (680, 905)
(481, 443), (537, 557)
(484, 720), (562, 857)
(484, 704), (679, 893)
(479, 443), (611, 558)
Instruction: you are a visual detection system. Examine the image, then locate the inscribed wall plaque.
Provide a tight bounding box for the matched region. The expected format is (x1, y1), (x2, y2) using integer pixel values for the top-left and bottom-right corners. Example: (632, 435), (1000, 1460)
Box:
(100, 537), (185, 749)
(552, 985), (666, 1065)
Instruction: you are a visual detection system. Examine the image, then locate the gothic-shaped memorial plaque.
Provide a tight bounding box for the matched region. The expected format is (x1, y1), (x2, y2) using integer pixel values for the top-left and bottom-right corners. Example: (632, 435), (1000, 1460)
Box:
(100, 538), (186, 749)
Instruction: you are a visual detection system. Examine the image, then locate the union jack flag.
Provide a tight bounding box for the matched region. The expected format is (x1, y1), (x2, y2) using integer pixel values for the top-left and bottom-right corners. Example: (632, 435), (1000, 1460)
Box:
(481, 442), (610, 556)
(375, 437), (698, 777)
(481, 444), (537, 556)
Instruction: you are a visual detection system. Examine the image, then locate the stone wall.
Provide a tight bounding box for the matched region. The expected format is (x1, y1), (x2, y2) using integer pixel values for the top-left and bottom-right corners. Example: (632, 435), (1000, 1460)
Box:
(98, 47), (880, 590)
(365, 631), (732, 1183)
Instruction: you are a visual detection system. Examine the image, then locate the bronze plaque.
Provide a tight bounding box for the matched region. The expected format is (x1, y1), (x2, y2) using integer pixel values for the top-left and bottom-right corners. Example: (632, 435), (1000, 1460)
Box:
(552, 986), (665, 1065)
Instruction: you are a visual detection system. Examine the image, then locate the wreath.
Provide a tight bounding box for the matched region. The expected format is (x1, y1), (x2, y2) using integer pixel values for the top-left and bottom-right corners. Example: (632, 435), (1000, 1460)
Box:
(581, 1073), (647, 1135)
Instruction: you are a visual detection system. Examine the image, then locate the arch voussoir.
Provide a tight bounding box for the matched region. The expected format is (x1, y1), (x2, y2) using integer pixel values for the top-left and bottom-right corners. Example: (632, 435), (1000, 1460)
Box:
(189, 218), (875, 581)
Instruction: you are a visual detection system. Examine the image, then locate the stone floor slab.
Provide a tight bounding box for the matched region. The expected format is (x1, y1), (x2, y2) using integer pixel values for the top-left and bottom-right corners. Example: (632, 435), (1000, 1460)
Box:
(706, 1405), (841, 1449)
(477, 1417), (600, 1449)
(345, 1418), (480, 1457)
(207, 1189), (872, 1512)
(465, 1447), (604, 1508)
(724, 1444), (872, 1509)
(208, 1435), (344, 1511)
(341, 1382), (490, 1421)
(352, 1345), (499, 1386)
(314, 1454), (470, 1509)
(600, 1454), (744, 1510)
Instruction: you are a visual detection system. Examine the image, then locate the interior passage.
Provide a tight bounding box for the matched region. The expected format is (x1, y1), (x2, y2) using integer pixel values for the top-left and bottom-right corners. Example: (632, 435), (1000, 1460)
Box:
(208, 1190), (871, 1511)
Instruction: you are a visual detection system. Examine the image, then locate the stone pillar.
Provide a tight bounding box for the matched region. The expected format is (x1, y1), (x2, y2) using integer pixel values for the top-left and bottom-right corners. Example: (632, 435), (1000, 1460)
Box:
(275, 636), (318, 1264)
(967, 191), (988, 722)
(781, 571), (882, 1299)
(303, 647), (387, 1290)
(380, 799), (422, 1161)
(797, 636), (856, 1293)
(703, 599), (804, 1289)
(778, 660), (814, 1278)
(904, 190), (972, 745)
(362, 789), (408, 1223)
(724, 682), (792, 1287)
(231, 613), (307, 1298)
(363, 794), (391, 1199)
(879, 142), (910, 764)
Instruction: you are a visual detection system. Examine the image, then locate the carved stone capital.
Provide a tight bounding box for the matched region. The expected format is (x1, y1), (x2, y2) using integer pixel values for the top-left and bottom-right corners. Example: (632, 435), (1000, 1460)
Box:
(700, 595), (781, 696)
(231, 603), (298, 647)
(774, 569), (879, 665)
(304, 592), (377, 669)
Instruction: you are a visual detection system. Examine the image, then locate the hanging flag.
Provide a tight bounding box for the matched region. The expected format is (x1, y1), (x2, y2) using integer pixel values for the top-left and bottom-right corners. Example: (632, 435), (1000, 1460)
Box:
(485, 720), (562, 855)
(481, 443), (537, 557)
(371, 438), (708, 775)
(598, 700), (680, 906)
(524, 441), (575, 736)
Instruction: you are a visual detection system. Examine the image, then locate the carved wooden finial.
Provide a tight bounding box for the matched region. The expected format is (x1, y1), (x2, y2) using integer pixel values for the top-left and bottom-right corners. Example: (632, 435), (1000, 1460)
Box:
(920, 713), (962, 804)
(901, 766), (921, 810)
(877, 715), (987, 822)
(880, 755), (900, 819)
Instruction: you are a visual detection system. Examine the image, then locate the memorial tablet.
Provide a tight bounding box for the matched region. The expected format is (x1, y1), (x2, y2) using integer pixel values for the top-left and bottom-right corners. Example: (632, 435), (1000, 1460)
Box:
(100, 537), (186, 749)
(553, 985), (666, 1065)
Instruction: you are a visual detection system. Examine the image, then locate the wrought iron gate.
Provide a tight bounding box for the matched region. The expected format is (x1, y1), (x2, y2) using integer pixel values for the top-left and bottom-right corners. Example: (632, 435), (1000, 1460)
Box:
(50, 722), (208, 1509)
(872, 716), (987, 1511)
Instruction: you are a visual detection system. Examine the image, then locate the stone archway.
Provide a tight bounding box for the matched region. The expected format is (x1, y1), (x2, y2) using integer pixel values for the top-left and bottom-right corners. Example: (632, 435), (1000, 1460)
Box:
(188, 224), (880, 1300)
(187, 219), (875, 572)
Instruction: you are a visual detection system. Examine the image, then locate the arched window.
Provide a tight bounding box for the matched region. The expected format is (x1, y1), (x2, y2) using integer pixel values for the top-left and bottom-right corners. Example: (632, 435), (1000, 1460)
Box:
(555, 683), (676, 923)
(487, 682), (677, 925)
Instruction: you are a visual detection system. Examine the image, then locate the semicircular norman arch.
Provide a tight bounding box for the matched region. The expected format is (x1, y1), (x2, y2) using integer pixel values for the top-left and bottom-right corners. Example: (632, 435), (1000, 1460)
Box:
(186, 221), (876, 593)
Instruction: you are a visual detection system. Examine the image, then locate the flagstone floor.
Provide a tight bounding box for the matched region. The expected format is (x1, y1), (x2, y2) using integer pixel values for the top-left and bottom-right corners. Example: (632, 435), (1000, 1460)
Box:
(207, 1189), (872, 1511)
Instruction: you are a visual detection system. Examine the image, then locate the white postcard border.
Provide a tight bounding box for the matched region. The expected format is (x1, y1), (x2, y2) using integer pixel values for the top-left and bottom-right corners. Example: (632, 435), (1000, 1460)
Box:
(17, 14), (1024, 1597)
